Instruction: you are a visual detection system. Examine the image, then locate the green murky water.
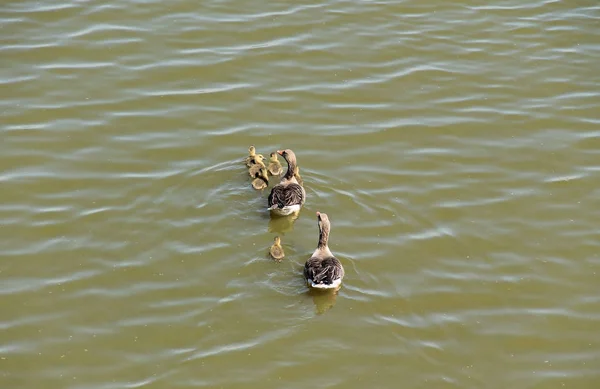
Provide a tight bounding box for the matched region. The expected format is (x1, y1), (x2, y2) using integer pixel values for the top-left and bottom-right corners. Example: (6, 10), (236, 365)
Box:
(2, 1), (599, 388)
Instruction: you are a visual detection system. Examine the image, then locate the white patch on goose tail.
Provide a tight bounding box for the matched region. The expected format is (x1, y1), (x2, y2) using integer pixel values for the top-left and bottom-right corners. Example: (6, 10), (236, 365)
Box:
(269, 204), (301, 216)
(307, 278), (342, 289)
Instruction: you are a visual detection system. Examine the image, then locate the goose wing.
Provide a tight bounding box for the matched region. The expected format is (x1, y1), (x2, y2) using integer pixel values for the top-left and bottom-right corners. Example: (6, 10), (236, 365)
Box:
(304, 256), (344, 286)
(268, 183), (304, 209)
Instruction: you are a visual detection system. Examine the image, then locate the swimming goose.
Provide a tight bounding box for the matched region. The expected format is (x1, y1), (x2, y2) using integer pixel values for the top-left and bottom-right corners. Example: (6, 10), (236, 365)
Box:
(304, 212), (344, 289)
(251, 168), (269, 190)
(248, 154), (266, 177)
(269, 236), (285, 261)
(267, 149), (306, 216)
(267, 152), (283, 176)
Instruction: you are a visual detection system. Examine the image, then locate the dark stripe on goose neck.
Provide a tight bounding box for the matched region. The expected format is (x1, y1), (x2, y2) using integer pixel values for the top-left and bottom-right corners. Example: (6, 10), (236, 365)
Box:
(283, 155), (297, 180)
(317, 222), (330, 249)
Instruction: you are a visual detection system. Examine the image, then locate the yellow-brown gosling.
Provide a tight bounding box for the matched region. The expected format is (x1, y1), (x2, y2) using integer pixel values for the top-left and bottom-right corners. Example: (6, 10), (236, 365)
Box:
(244, 145), (264, 167)
(269, 236), (285, 261)
(303, 212), (344, 289)
(267, 152), (283, 176)
(251, 168), (269, 190)
(294, 166), (303, 187)
(248, 154), (266, 177)
(244, 145), (256, 167)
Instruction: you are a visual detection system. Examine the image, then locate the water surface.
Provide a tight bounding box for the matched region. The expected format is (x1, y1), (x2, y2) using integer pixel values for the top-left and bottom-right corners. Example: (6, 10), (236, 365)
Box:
(2, 0), (599, 388)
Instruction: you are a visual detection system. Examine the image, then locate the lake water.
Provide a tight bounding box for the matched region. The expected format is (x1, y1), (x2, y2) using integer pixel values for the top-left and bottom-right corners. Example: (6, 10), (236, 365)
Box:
(2, 1), (599, 388)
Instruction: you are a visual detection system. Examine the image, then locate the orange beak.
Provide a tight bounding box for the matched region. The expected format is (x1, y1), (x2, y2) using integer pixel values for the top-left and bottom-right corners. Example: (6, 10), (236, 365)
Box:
(276, 150), (283, 156)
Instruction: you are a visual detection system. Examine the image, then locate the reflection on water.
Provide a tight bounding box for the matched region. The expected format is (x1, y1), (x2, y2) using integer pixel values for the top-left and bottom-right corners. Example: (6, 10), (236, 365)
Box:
(309, 288), (339, 315)
(268, 213), (300, 234)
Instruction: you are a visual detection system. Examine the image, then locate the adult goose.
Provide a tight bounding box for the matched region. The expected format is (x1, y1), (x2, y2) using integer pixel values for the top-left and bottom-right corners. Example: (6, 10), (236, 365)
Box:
(267, 149), (305, 216)
(304, 212), (344, 289)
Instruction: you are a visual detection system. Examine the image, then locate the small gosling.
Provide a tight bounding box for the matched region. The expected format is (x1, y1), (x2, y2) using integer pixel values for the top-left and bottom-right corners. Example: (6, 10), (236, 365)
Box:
(294, 166), (303, 187)
(244, 145), (262, 167)
(269, 236), (285, 261)
(252, 168), (269, 190)
(267, 152), (283, 176)
(248, 154), (266, 177)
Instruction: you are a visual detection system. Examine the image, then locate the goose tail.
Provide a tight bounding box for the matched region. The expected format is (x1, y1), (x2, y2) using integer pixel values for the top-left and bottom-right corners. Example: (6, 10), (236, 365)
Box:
(309, 279), (342, 289)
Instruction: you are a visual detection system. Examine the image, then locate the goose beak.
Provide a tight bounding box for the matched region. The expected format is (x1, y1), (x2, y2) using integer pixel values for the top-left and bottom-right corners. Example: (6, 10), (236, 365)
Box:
(316, 211), (321, 217)
(276, 150), (283, 156)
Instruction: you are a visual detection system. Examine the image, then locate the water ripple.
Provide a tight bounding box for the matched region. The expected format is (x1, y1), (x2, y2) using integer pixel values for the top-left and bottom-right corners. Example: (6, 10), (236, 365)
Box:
(2, 0), (599, 388)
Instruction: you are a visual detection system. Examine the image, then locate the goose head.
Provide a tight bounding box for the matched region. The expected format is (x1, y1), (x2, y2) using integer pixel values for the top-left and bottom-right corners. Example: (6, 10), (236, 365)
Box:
(276, 149), (297, 166)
